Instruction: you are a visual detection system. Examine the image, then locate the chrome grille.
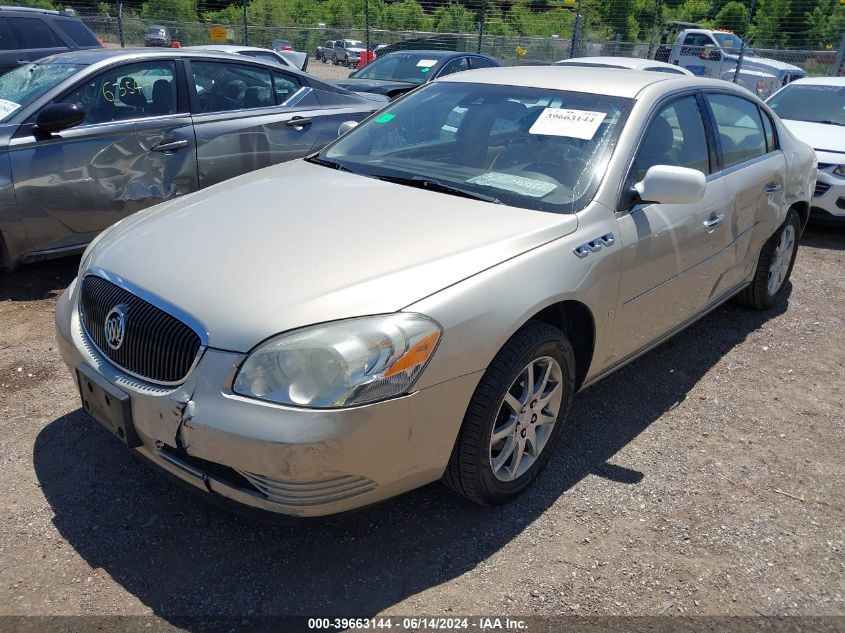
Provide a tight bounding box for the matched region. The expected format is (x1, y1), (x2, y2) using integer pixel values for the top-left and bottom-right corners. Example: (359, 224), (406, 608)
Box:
(815, 181), (831, 198)
(234, 471), (377, 506)
(79, 274), (203, 384)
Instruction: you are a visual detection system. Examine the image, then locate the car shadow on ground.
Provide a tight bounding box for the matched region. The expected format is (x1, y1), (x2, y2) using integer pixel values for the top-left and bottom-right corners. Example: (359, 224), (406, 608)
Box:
(32, 292), (789, 622)
(0, 257), (80, 301)
(801, 223), (845, 250)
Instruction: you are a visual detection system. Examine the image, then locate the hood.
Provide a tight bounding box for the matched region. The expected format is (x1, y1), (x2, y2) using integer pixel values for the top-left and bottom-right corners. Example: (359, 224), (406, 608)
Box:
(780, 119), (845, 164)
(334, 78), (419, 96)
(85, 160), (577, 352)
(726, 55), (804, 76)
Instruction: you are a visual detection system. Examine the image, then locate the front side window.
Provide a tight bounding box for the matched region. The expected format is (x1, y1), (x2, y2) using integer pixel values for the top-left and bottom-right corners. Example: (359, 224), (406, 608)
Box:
(0, 62), (84, 122)
(634, 95), (710, 181)
(319, 82), (632, 214)
(191, 61), (273, 113)
(767, 83), (845, 126)
(706, 93), (767, 168)
(57, 60), (177, 125)
(11, 18), (64, 49)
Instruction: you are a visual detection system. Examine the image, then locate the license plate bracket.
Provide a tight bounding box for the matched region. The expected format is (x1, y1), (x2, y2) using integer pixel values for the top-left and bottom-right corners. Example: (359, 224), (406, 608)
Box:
(76, 363), (141, 447)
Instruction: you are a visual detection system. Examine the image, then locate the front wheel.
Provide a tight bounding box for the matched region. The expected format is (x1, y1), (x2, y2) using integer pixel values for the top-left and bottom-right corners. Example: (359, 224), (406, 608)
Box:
(442, 321), (576, 506)
(734, 209), (800, 310)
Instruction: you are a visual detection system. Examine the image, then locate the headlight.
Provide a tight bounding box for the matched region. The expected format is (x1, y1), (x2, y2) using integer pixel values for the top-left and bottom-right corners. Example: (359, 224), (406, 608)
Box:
(233, 314), (442, 408)
(834, 165), (845, 177)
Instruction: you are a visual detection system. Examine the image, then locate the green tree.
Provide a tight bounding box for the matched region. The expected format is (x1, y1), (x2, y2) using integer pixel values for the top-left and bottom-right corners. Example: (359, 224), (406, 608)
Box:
(714, 1), (749, 33)
(141, 0), (198, 21)
(382, 0), (427, 30)
(805, 0), (845, 48)
(748, 0), (791, 47)
(433, 2), (476, 32)
(601, 0), (637, 39)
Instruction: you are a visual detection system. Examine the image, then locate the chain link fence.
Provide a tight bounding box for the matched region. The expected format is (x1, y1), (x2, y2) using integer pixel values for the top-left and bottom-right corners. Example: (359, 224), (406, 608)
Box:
(79, 15), (841, 85)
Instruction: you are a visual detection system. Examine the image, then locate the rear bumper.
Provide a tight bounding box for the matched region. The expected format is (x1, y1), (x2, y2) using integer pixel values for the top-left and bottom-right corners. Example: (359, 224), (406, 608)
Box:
(55, 278), (482, 517)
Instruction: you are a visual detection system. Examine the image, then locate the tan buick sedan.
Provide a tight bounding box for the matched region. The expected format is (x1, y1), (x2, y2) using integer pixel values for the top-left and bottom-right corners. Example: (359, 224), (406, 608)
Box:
(55, 67), (815, 518)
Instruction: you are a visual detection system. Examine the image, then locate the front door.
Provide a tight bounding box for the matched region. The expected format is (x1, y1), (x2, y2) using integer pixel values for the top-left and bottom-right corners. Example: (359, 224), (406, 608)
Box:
(9, 59), (197, 254)
(612, 93), (731, 360)
(187, 60), (326, 188)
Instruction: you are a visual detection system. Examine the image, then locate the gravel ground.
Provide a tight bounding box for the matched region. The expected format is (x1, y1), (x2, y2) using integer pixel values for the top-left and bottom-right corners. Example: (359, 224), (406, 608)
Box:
(0, 225), (843, 627)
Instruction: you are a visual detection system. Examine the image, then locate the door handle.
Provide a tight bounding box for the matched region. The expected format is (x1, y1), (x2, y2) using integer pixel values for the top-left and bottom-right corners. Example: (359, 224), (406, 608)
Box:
(151, 139), (188, 152)
(285, 117), (312, 127)
(763, 182), (783, 193)
(703, 213), (726, 229)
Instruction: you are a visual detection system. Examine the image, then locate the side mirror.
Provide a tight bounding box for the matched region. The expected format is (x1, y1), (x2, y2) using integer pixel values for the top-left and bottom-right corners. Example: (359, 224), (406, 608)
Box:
(634, 165), (706, 205)
(337, 120), (358, 137)
(35, 103), (85, 134)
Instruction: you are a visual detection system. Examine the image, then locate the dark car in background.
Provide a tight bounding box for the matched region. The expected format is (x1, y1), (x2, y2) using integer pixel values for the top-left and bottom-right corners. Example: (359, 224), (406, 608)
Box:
(271, 39), (294, 52)
(0, 48), (387, 269)
(143, 25), (172, 47)
(335, 50), (501, 99)
(0, 6), (101, 74)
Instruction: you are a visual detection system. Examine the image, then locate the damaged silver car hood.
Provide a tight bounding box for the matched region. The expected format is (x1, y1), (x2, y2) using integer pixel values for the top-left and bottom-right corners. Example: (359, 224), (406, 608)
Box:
(82, 159), (578, 352)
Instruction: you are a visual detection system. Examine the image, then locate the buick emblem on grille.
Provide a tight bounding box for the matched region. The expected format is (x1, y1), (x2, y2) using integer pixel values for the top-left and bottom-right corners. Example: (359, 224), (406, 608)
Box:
(104, 304), (128, 351)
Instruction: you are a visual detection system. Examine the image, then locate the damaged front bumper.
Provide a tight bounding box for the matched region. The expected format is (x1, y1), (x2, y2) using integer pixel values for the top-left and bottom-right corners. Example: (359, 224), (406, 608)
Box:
(55, 278), (481, 518)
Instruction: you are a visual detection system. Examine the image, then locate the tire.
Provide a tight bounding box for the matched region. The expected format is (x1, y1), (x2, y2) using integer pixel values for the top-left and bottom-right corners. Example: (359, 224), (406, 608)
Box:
(734, 209), (800, 310)
(442, 321), (576, 506)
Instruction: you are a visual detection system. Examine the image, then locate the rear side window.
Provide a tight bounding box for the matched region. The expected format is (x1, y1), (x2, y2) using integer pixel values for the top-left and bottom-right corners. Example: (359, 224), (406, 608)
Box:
(469, 57), (495, 69)
(272, 70), (300, 104)
(0, 19), (20, 50)
(759, 107), (777, 152)
(192, 61), (273, 113)
(644, 66), (686, 75)
(10, 18), (64, 49)
(439, 57), (470, 77)
(54, 19), (100, 47)
(634, 95), (710, 181)
(683, 33), (714, 47)
(706, 93), (767, 168)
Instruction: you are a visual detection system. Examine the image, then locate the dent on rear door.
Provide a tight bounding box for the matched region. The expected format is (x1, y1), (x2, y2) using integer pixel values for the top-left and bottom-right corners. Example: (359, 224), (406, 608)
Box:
(193, 107), (326, 189)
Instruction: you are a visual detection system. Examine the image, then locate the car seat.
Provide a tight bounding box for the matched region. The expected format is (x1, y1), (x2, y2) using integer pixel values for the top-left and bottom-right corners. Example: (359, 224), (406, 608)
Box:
(150, 79), (174, 115)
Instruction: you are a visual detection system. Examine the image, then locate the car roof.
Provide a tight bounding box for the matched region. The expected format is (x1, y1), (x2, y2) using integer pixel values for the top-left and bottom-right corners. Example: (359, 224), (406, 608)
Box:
(379, 50), (481, 60)
(186, 45), (272, 54)
(0, 4), (60, 14)
(555, 56), (692, 74)
(34, 47), (289, 66)
(439, 66), (685, 98)
(787, 77), (845, 87)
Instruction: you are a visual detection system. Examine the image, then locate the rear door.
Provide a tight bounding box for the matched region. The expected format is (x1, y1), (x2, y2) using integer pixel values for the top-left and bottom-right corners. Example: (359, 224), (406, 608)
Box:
(187, 58), (327, 188)
(8, 58), (198, 254)
(612, 92), (731, 358)
(702, 91), (787, 288)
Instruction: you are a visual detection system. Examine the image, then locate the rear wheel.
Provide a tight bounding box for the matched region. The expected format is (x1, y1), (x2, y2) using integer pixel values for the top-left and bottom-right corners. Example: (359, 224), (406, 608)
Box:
(734, 209), (800, 310)
(442, 321), (576, 506)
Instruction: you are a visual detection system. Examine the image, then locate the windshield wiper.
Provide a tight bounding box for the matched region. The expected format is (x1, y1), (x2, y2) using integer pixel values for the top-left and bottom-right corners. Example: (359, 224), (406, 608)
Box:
(812, 119), (845, 127)
(368, 174), (502, 204)
(305, 155), (352, 171)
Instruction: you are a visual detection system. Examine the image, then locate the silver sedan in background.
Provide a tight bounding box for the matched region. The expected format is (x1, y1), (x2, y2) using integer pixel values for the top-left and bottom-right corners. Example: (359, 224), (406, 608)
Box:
(56, 67), (815, 519)
(0, 48), (386, 269)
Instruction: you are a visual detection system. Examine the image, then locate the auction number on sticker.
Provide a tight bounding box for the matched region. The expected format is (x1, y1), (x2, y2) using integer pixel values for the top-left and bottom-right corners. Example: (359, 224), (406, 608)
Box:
(308, 618), (394, 629)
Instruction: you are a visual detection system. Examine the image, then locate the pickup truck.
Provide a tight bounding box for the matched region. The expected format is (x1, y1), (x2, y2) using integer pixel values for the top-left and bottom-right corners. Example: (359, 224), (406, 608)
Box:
(655, 26), (805, 92)
(316, 39), (367, 67)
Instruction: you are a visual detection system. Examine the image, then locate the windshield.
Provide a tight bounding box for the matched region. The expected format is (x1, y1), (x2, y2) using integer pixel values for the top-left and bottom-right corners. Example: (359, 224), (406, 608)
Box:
(767, 84), (845, 125)
(0, 63), (84, 122)
(351, 54), (440, 83)
(319, 82), (632, 214)
(346, 40), (364, 48)
(713, 32), (754, 54)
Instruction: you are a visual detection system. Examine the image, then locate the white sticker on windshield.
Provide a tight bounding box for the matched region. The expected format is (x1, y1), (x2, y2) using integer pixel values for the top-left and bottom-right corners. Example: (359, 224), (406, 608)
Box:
(468, 172), (557, 198)
(0, 99), (21, 116)
(529, 108), (607, 140)
(416, 59), (438, 67)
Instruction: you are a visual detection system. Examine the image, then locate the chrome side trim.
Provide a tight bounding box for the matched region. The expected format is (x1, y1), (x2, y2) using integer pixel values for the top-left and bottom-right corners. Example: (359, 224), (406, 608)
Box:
(77, 267), (209, 387)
